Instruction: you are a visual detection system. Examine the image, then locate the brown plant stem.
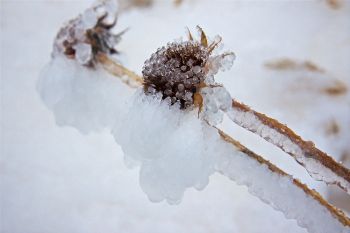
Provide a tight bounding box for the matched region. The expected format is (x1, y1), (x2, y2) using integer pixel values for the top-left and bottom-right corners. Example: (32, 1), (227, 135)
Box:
(218, 129), (350, 227)
(230, 99), (350, 194)
(97, 53), (143, 87)
(97, 54), (350, 226)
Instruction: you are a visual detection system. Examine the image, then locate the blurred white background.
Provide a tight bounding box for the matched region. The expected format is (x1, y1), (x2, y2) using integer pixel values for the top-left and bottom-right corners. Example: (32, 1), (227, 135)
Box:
(1, 0), (349, 232)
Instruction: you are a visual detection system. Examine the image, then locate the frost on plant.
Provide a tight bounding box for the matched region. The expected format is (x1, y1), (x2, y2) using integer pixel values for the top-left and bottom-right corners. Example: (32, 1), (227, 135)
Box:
(36, 1), (350, 231)
(53, 0), (121, 66)
(142, 27), (234, 108)
(113, 91), (219, 204)
(37, 0), (132, 133)
(142, 27), (235, 125)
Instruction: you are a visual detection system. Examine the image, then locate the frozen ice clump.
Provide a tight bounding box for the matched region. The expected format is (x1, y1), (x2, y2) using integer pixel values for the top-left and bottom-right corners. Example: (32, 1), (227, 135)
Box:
(106, 86), (348, 231)
(112, 91), (223, 204)
(200, 86), (232, 125)
(112, 91), (348, 232)
(215, 146), (350, 233)
(37, 55), (131, 134)
(53, 0), (121, 66)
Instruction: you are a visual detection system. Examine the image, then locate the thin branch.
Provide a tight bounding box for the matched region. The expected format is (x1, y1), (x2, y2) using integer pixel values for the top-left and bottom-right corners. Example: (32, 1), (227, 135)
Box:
(229, 99), (350, 194)
(101, 55), (350, 194)
(218, 129), (350, 227)
(96, 53), (143, 87)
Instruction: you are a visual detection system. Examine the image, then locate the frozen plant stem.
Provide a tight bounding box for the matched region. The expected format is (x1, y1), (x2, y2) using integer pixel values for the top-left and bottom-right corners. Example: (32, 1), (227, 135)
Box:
(99, 52), (350, 194)
(97, 53), (143, 87)
(43, 1), (350, 227)
(218, 129), (350, 228)
(98, 55), (350, 229)
(228, 100), (350, 194)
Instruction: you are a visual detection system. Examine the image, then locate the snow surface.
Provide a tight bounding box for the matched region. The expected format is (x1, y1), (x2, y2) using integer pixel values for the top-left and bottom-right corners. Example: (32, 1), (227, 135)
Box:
(2, 0), (350, 233)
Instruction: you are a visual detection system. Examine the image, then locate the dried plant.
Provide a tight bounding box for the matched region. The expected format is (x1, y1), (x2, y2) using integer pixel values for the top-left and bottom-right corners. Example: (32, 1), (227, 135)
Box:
(39, 1), (350, 232)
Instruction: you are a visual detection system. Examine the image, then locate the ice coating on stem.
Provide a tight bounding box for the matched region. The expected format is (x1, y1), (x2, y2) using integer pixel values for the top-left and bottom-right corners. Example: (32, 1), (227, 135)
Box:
(112, 91), (348, 232)
(226, 107), (350, 194)
(200, 86), (232, 125)
(37, 55), (131, 133)
(215, 145), (349, 233)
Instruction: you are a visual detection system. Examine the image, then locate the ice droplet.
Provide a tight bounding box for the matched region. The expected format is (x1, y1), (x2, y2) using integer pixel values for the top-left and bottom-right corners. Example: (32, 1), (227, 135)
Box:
(74, 43), (92, 65)
(82, 8), (98, 29)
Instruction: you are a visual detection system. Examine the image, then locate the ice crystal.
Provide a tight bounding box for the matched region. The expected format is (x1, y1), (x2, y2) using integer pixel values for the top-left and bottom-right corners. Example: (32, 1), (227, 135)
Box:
(142, 29), (235, 110)
(142, 41), (209, 109)
(52, 0), (121, 66)
(200, 86), (232, 125)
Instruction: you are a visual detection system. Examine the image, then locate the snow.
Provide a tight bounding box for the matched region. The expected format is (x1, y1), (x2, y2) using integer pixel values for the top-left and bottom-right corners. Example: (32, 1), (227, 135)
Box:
(2, 0), (350, 233)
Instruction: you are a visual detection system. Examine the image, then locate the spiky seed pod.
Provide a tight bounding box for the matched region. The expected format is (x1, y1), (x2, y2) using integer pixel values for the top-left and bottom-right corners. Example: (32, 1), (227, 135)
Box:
(53, 1), (122, 67)
(142, 27), (235, 109)
(143, 41), (210, 108)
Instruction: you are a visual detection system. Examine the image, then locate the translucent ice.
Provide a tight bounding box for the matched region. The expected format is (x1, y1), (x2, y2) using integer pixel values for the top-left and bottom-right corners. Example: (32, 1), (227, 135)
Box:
(112, 91), (348, 232)
(200, 86), (232, 125)
(227, 107), (350, 194)
(73, 43), (92, 65)
(112, 91), (219, 204)
(37, 55), (131, 134)
(52, 0), (120, 66)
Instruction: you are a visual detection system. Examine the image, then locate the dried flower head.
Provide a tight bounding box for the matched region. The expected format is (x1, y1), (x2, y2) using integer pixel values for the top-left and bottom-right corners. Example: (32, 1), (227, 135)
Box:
(53, 1), (123, 67)
(142, 26), (235, 109)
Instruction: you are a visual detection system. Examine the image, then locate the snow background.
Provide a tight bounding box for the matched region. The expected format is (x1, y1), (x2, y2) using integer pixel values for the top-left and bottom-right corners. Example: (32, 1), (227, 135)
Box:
(1, 0), (349, 233)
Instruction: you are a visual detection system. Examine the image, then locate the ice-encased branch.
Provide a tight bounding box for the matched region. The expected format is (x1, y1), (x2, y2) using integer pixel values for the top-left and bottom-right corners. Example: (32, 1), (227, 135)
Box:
(101, 53), (350, 194)
(217, 129), (350, 230)
(227, 99), (350, 194)
(97, 55), (350, 230)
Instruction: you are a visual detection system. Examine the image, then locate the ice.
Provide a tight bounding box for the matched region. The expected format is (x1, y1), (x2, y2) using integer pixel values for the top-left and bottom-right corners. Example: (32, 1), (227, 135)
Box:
(200, 86), (232, 125)
(112, 91), (219, 204)
(216, 146), (350, 233)
(3, 0), (350, 232)
(81, 8), (98, 29)
(226, 107), (350, 194)
(37, 55), (132, 134)
(73, 43), (92, 65)
(207, 52), (236, 76)
(111, 90), (348, 232)
(52, 0), (121, 66)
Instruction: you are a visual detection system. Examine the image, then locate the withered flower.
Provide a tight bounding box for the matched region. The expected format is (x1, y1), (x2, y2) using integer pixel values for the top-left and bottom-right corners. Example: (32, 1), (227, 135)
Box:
(142, 26), (235, 109)
(53, 1), (124, 67)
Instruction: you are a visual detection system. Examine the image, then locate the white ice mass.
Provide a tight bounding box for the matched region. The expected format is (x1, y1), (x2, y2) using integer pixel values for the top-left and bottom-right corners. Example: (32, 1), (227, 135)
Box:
(30, 1), (350, 233)
(37, 55), (132, 134)
(111, 90), (349, 233)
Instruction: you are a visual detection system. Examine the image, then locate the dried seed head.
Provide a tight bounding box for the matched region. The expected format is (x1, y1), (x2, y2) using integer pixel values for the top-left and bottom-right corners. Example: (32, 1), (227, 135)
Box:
(142, 27), (235, 109)
(53, 1), (122, 67)
(143, 41), (209, 109)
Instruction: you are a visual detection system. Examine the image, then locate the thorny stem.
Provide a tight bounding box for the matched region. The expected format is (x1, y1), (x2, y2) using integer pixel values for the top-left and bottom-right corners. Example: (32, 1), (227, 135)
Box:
(98, 54), (350, 227)
(230, 100), (350, 194)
